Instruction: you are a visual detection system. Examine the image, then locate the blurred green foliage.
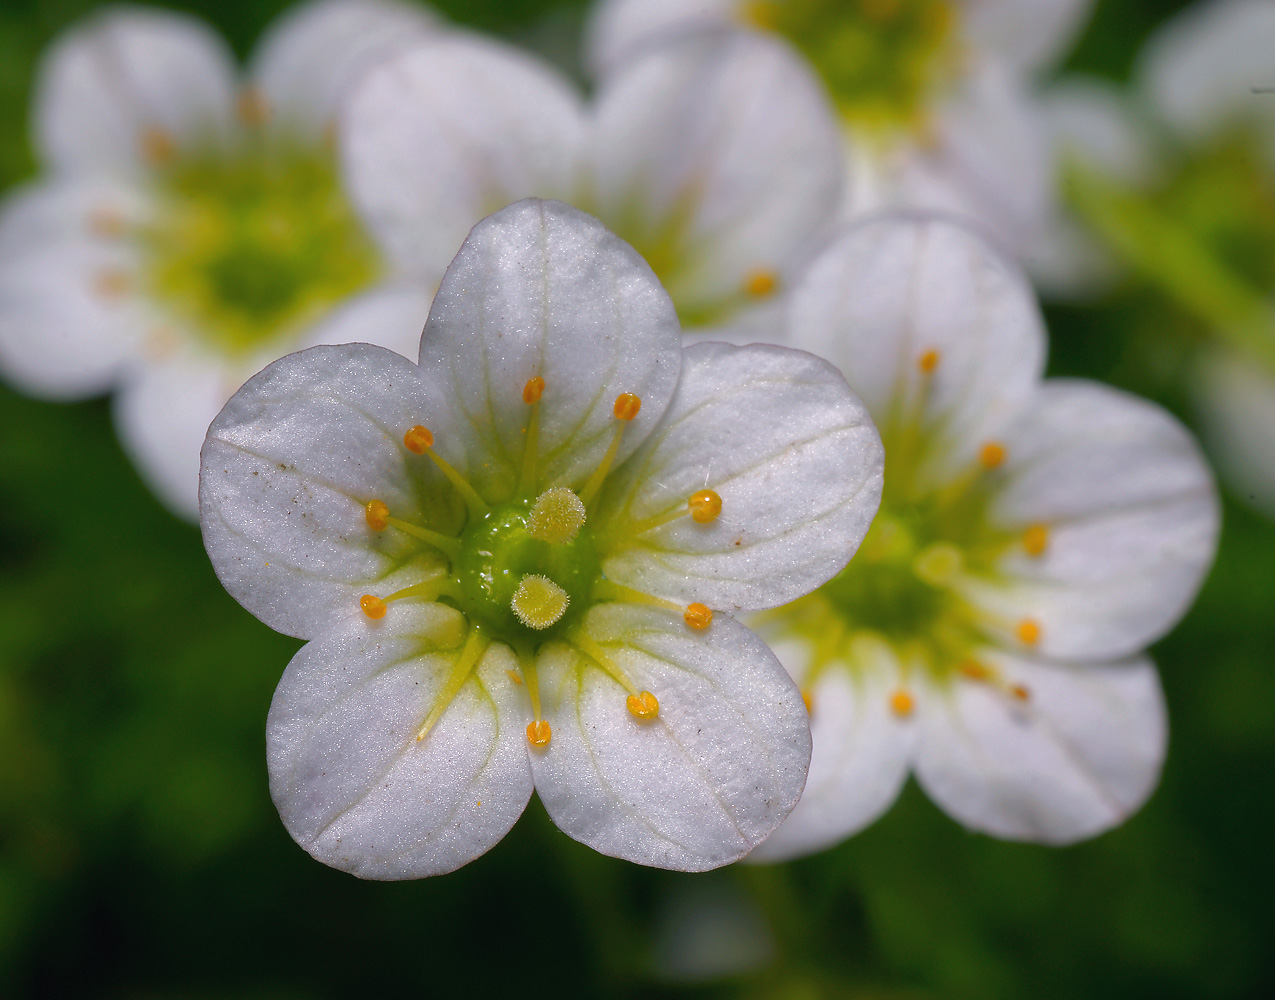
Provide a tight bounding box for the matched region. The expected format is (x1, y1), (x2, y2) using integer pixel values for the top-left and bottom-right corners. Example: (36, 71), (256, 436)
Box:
(0, 0), (1272, 997)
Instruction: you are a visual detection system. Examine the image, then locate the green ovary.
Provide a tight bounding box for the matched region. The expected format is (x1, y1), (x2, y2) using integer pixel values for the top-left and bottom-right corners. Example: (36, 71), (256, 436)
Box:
(145, 148), (381, 356)
(747, 0), (960, 136)
(454, 499), (601, 642)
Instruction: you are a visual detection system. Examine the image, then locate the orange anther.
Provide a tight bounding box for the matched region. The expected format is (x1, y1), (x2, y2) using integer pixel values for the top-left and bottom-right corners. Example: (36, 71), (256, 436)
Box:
(958, 659), (991, 681)
(918, 349), (940, 373)
(526, 719), (552, 747)
(360, 594), (387, 619)
(801, 690), (814, 714)
(365, 499), (390, 531)
(94, 269), (131, 298)
(237, 87), (269, 127)
(141, 127), (176, 166)
(523, 376), (545, 404)
(743, 269), (778, 298)
(979, 441), (1007, 469)
(626, 690), (660, 720)
(688, 489), (722, 523)
(1016, 619), (1042, 646)
(403, 425), (434, 454)
(890, 690), (915, 717)
(684, 603), (713, 630)
(87, 208), (127, 238)
(1022, 523), (1049, 557)
(1009, 683), (1031, 702)
(505, 669), (523, 686)
(613, 393), (642, 421)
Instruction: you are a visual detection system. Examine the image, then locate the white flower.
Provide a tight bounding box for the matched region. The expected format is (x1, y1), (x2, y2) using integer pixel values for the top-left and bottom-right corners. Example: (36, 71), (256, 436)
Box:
(584, 0), (1096, 257)
(199, 199), (885, 878)
(0, 0), (437, 517)
(338, 24), (846, 340)
(742, 215), (1218, 857)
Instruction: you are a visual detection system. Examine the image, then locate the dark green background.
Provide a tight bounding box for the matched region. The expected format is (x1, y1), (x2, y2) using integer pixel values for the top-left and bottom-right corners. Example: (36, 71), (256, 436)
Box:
(1, 1), (1271, 996)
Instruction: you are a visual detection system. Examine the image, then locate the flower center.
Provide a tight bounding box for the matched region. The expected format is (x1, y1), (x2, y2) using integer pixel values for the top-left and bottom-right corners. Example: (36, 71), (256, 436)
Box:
(744, 0), (960, 138)
(143, 144), (381, 356)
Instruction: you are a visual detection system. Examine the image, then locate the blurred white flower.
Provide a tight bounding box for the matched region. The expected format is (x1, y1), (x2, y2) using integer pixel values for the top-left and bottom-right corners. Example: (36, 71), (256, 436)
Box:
(744, 215), (1218, 857)
(585, 0), (1096, 257)
(199, 199), (885, 878)
(339, 25), (846, 339)
(0, 0), (438, 517)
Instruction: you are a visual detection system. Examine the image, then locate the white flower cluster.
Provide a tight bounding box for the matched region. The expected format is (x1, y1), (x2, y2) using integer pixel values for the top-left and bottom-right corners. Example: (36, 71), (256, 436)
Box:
(0, 0), (1223, 876)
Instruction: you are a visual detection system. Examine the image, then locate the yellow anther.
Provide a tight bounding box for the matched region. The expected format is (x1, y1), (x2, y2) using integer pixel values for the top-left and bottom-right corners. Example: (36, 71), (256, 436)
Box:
(958, 659), (991, 681)
(403, 425), (434, 454)
(365, 499), (390, 532)
(688, 489), (722, 524)
(360, 594), (387, 619)
(1009, 683), (1031, 702)
(801, 690), (814, 714)
(890, 690), (916, 717)
(626, 690), (660, 720)
(1016, 618), (1042, 646)
(526, 719), (552, 747)
(1022, 523), (1049, 557)
(613, 393), (642, 422)
(506, 669), (523, 686)
(94, 269), (131, 299)
(743, 268), (778, 298)
(683, 603), (713, 630)
(913, 542), (963, 586)
(918, 348), (940, 373)
(141, 126), (176, 166)
(237, 87), (269, 127)
(979, 441), (1007, 469)
(523, 376), (545, 404)
(511, 575), (570, 630)
(526, 487), (586, 545)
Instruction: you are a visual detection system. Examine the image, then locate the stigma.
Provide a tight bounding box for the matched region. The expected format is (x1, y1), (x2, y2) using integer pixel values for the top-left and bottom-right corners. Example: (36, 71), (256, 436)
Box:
(511, 575), (570, 630)
(526, 487), (586, 545)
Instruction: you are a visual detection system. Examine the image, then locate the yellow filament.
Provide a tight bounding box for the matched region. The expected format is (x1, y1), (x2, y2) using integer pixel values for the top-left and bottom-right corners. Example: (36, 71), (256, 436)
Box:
(369, 507), (460, 558)
(417, 626), (489, 741)
(518, 377), (544, 496)
(591, 579), (682, 613)
(519, 649), (551, 748)
(579, 423), (627, 508)
(626, 690), (660, 720)
(526, 487), (586, 545)
(571, 633), (639, 697)
(511, 575), (570, 630)
(407, 434), (489, 519)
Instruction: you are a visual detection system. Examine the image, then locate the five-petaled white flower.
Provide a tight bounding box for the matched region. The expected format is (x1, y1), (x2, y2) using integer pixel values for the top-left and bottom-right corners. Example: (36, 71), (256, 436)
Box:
(585, 0), (1096, 258)
(0, 0), (437, 516)
(199, 199), (885, 877)
(742, 214), (1218, 857)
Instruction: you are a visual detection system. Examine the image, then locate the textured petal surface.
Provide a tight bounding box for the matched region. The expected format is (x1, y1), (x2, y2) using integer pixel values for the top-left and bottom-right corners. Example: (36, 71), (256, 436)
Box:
(589, 30), (843, 326)
(200, 343), (462, 639)
(35, 6), (237, 175)
(419, 199), (682, 501)
(342, 35), (584, 277)
(584, 0), (737, 77)
(966, 379), (1219, 661)
(250, 0), (437, 142)
(268, 603), (533, 879)
(1192, 349), (1275, 518)
(597, 342), (883, 611)
(531, 603), (810, 871)
(914, 651), (1167, 844)
(788, 215), (1045, 490)
(748, 634), (912, 861)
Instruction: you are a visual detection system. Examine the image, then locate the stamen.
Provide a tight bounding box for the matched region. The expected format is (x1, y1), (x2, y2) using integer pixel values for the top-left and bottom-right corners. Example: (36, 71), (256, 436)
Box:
(417, 626), (490, 741)
(511, 575), (570, 630)
(141, 127), (176, 166)
(519, 649), (551, 748)
(365, 500), (390, 531)
(526, 719), (552, 747)
(360, 594), (387, 619)
(689, 489), (722, 524)
(626, 690), (660, 720)
(526, 487), (586, 545)
(918, 349), (940, 373)
(1009, 683), (1031, 702)
(402, 425), (489, 518)
(979, 442), (1007, 469)
(94, 269), (131, 299)
(591, 579), (682, 612)
(743, 269), (778, 298)
(801, 690), (814, 714)
(890, 690), (916, 717)
(364, 499), (460, 557)
(913, 542), (963, 586)
(958, 659), (992, 681)
(237, 87), (269, 127)
(518, 377), (544, 496)
(683, 603), (713, 630)
(87, 208), (127, 238)
(579, 394), (641, 507)
(571, 633), (641, 699)
(1022, 523), (1049, 557)
(522, 376), (545, 404)
(1015, 619), (1042, 646)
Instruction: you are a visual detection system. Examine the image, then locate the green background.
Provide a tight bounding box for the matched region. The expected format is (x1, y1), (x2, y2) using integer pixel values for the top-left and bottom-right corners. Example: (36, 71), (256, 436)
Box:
(1, 0), (1271, 996)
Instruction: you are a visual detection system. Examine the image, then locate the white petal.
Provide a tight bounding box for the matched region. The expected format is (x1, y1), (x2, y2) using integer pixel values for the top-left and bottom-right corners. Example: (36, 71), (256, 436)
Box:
(1138, 0), (1275, 150)
(341, 34), (584, 277)
(200, 343), (462, 639)
(0, 184), (151, 398)
(250, 0), (437, 143)
(914, 651), (1167, 844)
(959, 0), (1096, 75)
(969, 379), (1219, 661)
(296, 279), (434, 361)
(419, 199), (682, 501)
(34, 6), (238, 175)
(115, 350), (233, 520)
(589, 30), (844, 327)
(597, 342), (883, 611)
(267, 602), (533, 879)
(748, 633), (912, 861)
(1192, 349), (1275, 518)
(584, 0), (738, 77)
(788, 214), (1046, 489)
(531, 602), (810, 871)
